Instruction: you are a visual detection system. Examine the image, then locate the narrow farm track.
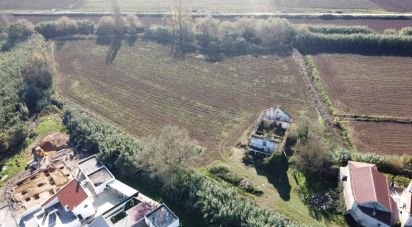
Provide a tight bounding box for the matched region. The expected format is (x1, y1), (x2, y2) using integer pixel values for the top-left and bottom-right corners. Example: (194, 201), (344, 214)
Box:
(55, 40), (315, 162)
(292, 50), (340, 137)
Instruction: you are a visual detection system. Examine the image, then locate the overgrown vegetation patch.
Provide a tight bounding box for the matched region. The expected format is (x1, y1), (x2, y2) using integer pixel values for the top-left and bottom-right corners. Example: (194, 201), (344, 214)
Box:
(208, 164), (263, 196)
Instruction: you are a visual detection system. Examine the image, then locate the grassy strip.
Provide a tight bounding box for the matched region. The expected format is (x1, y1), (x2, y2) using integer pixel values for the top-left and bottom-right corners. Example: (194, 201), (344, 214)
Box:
(304, 55), (335, 115)
(336, 113), (412, 124)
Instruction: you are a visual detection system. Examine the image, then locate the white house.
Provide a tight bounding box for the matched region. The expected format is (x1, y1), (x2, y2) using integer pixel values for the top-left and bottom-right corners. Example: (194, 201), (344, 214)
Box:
(18, 155), (180, 227)
(261, 106), (292, 129)
(340, 161), (396, 227)
(399, 182), (412, 227)
(43, 179), (96, 221)
(248, 135), (278, 156)
(18, 179), (91, 227)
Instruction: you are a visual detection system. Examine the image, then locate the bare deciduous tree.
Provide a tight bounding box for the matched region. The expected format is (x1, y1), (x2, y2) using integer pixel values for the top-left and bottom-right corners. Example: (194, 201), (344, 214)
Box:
(138, 125), (199, 189)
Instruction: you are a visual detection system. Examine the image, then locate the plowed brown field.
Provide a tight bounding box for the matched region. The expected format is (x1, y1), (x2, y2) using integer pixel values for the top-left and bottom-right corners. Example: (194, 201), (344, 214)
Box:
(55, 40), (314, 160)
(314, 54), (412, 118)
(0, 0), (382, 12)
(370, 0), (412, 12)
(313, 53), (412, 155)
(348, 122), (412, 155)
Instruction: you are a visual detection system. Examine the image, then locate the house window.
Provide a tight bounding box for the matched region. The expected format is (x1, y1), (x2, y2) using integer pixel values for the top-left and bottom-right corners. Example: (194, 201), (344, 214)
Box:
(77, 214), (83, 221)
(342, 176), (347, 181)
(84, 204), (88, 208)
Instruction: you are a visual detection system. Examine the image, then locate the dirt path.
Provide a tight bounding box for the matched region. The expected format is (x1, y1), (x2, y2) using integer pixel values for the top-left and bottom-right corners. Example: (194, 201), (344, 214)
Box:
(292, 49), (340, 138)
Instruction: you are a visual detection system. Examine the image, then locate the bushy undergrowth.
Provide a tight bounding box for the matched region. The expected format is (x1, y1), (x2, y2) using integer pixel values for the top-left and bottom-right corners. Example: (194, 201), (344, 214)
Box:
(0, 35), (52, 152)
(35, 17), (94, 39)
(332, 148), (412, 178)
(295, 28), (412, 52)
(62, 106), (304, 226)
(307, 25), (374, 35)
(208, 164), (263, 196)
(144, 17), (295, 54)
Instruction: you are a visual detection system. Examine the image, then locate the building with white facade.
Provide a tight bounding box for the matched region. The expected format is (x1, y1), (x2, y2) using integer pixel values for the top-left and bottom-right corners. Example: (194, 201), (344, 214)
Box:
(340, 161), (396, 227)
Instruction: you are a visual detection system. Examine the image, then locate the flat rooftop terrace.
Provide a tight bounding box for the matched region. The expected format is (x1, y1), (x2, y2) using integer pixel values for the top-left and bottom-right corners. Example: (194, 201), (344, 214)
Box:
(78, 156), (103, 175)
(87, 167), (114, 187)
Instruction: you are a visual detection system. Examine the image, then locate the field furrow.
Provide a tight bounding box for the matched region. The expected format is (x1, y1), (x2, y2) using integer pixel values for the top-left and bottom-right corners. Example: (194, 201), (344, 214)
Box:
(55, 39), (314, 161)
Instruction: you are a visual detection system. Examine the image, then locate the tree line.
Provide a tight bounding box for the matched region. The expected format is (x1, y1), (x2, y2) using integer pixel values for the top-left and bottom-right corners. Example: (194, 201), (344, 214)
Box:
(295, 25), (412, 52)
(0, 35), (52, 152)
(5, 15), (412, 55)
(144, 17), (296, 54)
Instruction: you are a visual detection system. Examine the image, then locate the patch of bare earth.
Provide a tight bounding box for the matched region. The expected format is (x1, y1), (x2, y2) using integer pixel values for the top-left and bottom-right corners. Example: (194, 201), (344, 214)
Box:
(314, 54), (412, 118)
(348, 122), (412, 155)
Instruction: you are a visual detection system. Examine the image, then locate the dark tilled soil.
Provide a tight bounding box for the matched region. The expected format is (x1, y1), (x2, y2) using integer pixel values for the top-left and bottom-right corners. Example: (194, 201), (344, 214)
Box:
(348, 121), (412, 155)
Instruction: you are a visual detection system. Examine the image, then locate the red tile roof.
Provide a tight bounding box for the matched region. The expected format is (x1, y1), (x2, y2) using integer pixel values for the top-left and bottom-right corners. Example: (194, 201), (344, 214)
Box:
(43, 179), (88, 210)
(348, 161), (392, 211)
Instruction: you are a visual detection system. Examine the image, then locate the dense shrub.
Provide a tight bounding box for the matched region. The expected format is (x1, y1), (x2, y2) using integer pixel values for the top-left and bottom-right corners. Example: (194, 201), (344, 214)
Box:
(209, 164), (242, 185)
(332, 148), (412, 178)
(62, 106), (304, 226)
(96, 16), (116, 36)
(143, 25), (174, 43)
(208, 164), (263, 196)
(63, 106), (142, 173)
(144, 17), (295, 54)
(294, 30), (412, 52)
(7, 19), (35, 41)
(400, 27), (412, 36)
(307, 25), (374, 35)
(96, 15), (143, 36)
(0, 36), (51, 152)
(35, 17), (94, 39)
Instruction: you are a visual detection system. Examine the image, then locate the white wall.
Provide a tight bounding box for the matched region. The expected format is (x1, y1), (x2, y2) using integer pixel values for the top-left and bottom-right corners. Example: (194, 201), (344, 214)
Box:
(401, 215), (412, 227)
(72, 197), (95, 220)
(93, 178), (115, 195)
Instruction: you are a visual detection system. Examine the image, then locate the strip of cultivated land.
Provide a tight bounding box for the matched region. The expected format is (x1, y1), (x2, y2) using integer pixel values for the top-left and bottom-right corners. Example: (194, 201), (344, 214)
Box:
(55, 40), (314, 160)
(311, 53), (412, 155)
(348, 122), (412, 155)
(313, 54), (412, 118)
(0, 0), (388, 12)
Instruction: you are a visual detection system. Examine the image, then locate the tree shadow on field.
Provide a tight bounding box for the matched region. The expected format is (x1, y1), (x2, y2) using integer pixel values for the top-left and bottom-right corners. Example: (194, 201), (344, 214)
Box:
(105, 35), (122, 64)
(127, 34), (137, 46)
(55, 40), (67, 50)
(243, 152), (291, 201)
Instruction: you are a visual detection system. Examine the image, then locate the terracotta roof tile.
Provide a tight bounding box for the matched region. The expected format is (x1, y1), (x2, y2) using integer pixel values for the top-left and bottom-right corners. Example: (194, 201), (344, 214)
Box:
(348, 161), (392, 211)
(43, 179), (88, 210)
